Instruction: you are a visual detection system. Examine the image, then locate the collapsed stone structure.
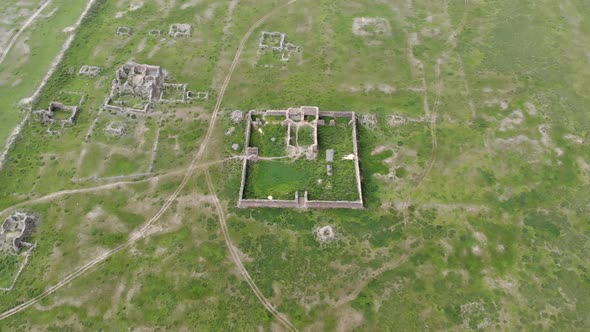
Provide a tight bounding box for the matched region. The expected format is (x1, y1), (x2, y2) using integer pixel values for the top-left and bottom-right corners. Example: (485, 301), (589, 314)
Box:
(105, 121), (127, 136)
(116, 26), (132, 36)
(169, 24), (192, 37)
(78, 65), (101, 77)
(104, 62), (165, 113)
(34, 102), (80, 127)
(258, 31), (300, 61)
(0, 212), (37, 255)
(238, 107), (364, 209)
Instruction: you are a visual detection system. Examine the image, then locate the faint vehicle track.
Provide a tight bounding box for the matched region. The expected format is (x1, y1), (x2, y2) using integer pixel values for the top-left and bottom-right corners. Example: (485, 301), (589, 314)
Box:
(206, 172), (297, 331)
(0, 0), (298, 323)
(0, 0), (52, 66)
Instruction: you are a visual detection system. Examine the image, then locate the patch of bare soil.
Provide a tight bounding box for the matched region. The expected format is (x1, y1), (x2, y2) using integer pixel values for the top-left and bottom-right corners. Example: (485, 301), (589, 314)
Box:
(103, 279), (126, 319)
(335, 307), (364, 332)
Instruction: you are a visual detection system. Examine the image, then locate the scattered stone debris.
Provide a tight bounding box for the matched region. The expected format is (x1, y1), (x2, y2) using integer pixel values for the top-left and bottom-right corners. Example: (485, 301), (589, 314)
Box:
(169, 24), (192, 37)
(186, 91), (209, 101)
(360, 113), (377, 128)
(231, 110), (244, 123)
(232, 143), (240, 151)
(329, 119), (335, 126)
(116, 26), (132, 36)
(79, 65), (101, 77)
(326, 165), (333, 176)
(104, 62), (165, 113)
(0, 212), (38, 255)
(270, 137), (277, 142)
(315, 225), (336, 244)
(148, 29), (161, 36)
(352, 17), (391, 36)
(388, 114), (407, 127)
(225, 127), (236, 136)
(105, 121), (127, 137)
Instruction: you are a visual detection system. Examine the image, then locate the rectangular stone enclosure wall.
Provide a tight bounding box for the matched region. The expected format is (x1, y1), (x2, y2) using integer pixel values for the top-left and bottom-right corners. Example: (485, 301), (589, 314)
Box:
(237, 106), (364, 209)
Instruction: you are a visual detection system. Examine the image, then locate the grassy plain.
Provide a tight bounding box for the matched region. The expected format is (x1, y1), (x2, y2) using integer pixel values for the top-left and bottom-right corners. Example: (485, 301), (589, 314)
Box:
(0, 0), (589, 330)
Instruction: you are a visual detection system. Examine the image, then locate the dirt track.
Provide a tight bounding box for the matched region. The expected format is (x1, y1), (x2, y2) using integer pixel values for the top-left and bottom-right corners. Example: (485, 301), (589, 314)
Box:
(0, 1), (298, 328)
(0, 0), (52, 66)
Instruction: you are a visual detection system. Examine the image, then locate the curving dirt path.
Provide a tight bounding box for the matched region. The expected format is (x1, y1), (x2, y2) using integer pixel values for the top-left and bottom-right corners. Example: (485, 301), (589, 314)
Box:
(206, 172), (297, 331)
(0, 0), (297, 323)
(0, 0), (53, 66)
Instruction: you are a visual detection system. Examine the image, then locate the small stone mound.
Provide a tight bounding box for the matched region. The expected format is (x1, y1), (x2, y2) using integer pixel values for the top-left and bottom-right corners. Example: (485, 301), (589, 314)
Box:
(315, 226), (336, 244)
(360, 114), (377, 128)
(231, 110), (244, 123)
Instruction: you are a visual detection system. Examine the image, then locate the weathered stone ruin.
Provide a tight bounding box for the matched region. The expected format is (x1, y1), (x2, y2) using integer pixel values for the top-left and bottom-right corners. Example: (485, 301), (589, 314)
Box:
(104, 62), (165, 113)
(238, 107), (364, 209)
(316, 226), (336, 243)
(360, 113), (377, 128)
(258, 31), (300, 61)
(105, 121), (127, 137)
(282, 106), (319, 160)
(0, 212), (38, 255)
(160, 83), (188, 103)
(34, 102), (80, 127)
(169, 24), (192, 37)
(259, 31), (286, 51)
(231, 110), (244, 123)
(78, 65), (101, 77)
(116, 26), (132, 36)
(186, 91), (209, 101)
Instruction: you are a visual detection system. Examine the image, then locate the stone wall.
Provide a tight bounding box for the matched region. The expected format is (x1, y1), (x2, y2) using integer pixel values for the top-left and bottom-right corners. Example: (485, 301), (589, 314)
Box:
(237, 107), (364, 209)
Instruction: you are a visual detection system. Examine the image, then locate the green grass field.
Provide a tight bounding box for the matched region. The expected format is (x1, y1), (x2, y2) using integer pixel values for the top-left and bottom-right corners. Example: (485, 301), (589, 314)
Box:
(0, 0), (589, 330)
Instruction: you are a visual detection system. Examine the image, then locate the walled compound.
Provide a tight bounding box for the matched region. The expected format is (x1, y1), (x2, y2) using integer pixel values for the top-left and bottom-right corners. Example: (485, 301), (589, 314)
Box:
(237, 106), (364, 209)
